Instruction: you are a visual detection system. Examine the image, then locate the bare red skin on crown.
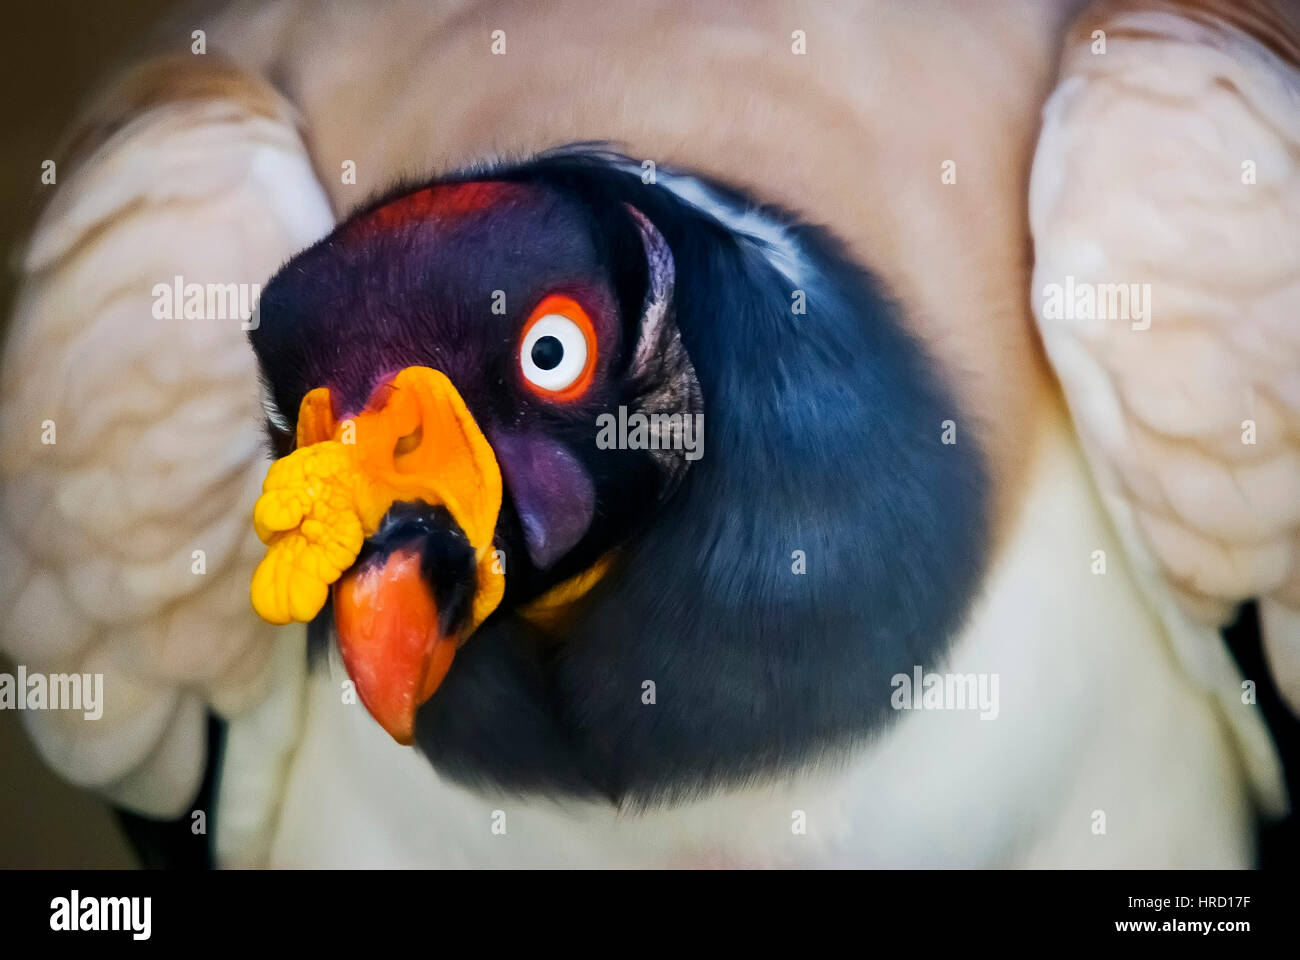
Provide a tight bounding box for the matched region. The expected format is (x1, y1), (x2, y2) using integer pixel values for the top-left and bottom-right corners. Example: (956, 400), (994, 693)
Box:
(344, 180), (529, 243)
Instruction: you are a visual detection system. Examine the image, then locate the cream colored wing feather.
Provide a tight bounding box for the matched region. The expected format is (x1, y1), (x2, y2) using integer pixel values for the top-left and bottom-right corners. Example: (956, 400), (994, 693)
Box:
(0, 57), (334, 817)
(1029, 0), (1299, 809)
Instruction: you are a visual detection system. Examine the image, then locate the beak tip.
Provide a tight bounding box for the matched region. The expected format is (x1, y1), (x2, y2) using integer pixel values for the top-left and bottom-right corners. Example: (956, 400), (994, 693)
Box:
(375, 712), (418, 746)
(334, 548), (459, 744)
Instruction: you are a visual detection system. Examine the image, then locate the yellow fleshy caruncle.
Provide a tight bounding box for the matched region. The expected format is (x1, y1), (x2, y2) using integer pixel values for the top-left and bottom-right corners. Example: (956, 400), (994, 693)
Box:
(248, 366), (505, 631)
(250, 441), (369, 624)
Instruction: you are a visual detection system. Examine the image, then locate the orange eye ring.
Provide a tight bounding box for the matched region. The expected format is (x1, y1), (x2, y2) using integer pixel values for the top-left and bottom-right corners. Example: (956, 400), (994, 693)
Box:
(519, 294), (598, 402)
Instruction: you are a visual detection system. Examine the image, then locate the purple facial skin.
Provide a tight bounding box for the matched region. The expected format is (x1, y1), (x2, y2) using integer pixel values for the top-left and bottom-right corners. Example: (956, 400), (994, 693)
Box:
(490, 430), (596, 570)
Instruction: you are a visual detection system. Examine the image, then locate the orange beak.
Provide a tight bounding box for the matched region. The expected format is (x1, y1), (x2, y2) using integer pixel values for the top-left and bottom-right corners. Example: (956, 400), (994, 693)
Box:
(333, 547), (459, 744)
(253, 366), (505, 743)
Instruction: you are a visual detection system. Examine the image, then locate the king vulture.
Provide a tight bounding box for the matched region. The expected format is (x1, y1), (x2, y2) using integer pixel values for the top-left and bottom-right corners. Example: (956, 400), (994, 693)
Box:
(1, 0), (1297, 867)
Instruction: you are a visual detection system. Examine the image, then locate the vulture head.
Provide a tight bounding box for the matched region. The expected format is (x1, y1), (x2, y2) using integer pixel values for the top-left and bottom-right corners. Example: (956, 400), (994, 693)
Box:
(248, 148), (988, 802)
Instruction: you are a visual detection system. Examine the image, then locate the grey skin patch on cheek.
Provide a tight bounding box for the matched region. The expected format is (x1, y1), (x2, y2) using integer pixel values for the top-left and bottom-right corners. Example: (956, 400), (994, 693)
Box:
(491, 431), (596, 570)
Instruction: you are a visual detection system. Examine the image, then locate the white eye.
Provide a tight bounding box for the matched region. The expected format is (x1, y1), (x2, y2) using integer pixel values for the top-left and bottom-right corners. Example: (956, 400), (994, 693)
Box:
(520, 313), (591, 394)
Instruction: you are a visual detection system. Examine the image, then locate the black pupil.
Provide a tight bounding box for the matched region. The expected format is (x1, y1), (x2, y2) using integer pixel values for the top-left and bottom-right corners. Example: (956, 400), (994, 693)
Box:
(531, 336), (564, 371)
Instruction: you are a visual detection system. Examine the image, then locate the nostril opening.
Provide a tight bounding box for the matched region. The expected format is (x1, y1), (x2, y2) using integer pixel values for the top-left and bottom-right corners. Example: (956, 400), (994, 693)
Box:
(393, 425), (423, 460)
